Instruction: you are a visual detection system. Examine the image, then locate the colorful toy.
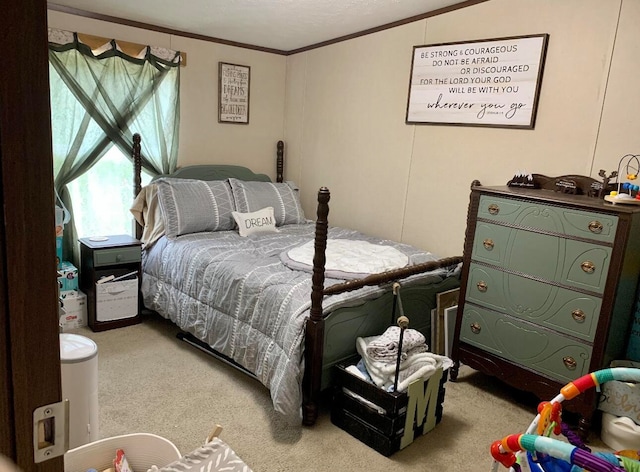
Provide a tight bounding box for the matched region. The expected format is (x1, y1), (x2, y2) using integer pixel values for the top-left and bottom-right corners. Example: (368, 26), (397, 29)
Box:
(490, 368), (640, 472)
(604, 154), (640, 204)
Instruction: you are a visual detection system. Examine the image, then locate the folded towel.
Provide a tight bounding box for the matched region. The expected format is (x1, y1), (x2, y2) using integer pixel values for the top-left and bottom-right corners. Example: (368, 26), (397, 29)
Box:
(356, 335), (452, 392)
(355, 359), (373, 383)
(346, 365), (368, 381)
(342, 388), (387, 414)
(365, 326), (428, 362)
(343, 365), (387, 414)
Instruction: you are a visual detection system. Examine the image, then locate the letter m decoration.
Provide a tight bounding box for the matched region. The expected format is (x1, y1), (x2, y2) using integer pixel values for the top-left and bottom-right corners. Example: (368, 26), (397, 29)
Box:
(400, 367), (444, 449)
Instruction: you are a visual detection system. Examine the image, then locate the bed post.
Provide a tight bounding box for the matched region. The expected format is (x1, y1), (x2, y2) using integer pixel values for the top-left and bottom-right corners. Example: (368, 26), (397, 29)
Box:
(133, 133), (142, 240)
(302, 186), (330, 426)
(276, 140), (284, 183)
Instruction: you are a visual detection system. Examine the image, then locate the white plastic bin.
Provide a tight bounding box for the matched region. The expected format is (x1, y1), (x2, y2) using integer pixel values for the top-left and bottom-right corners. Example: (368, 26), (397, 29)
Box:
(60, 333), (99, 449)
(96, 278), (138, 322)
(64, 433), (182, 472)
(601, 412), (640, 451)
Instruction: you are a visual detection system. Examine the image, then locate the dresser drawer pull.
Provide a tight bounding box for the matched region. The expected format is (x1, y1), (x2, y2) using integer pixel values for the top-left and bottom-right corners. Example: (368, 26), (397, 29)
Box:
(563, 356), (577, 370)
(470, 322), (481, 334)
(588, 220), (603, 234)
(476, 281), (488, 292)
(488, 204), (500, 215)
(571, 309), (586, 323)
(483, 239), (494, 250)
(581, 261), (595, 274)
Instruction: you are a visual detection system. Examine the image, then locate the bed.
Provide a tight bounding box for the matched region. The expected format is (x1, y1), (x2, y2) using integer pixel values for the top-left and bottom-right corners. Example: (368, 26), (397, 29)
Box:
(130, 135), (462, 425)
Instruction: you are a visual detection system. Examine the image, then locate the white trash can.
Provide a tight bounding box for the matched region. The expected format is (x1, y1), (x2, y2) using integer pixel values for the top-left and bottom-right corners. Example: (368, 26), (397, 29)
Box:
(60, 333), (99, 449)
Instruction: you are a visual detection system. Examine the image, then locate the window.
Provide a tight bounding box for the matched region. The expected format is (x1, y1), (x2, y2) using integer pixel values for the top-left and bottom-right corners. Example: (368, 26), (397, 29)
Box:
(67, 146), (152, 239)
(48, 29), (180, 257)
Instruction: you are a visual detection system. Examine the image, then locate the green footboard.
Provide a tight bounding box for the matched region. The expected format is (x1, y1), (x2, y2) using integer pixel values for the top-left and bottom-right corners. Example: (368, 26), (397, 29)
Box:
(320, 275), (460, 390)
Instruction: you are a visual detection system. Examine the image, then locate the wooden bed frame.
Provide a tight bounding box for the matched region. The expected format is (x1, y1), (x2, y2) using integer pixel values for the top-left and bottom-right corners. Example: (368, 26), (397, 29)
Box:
(132, 133), (462, 425)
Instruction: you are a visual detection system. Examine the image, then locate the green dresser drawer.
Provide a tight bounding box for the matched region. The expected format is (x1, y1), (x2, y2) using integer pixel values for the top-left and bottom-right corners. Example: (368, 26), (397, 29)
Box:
(465, 263), (601, 341)
(471, 223), (612, 293)
(459, 304), (592, 383)
(477, 195), (618, 243)
(94, 246), (141, 267)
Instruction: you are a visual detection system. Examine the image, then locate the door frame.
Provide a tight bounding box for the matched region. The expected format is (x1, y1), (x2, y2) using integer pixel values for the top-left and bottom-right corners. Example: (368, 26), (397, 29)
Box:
(0, 1), (64, 471)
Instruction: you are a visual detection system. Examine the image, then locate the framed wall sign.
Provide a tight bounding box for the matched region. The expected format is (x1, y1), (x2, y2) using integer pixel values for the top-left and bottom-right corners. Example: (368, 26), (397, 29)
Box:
(405, 34), (549, 129)
(218, 62), (250, 124)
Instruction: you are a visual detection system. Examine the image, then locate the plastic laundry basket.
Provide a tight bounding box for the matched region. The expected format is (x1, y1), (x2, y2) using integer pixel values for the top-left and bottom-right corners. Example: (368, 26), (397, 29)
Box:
(64, 433), (182, 472)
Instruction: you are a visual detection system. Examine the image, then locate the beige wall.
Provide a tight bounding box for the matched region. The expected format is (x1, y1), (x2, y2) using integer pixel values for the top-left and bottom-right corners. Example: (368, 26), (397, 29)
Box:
(48, 10), (287, 180)
(49, 0), (640, 259)
(286, 0), (638, 258)
(592, 0), (640, 175)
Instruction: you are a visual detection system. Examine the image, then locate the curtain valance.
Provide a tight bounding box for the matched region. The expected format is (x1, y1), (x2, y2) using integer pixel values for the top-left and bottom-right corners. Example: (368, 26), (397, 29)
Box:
(48, 27), (182, 65)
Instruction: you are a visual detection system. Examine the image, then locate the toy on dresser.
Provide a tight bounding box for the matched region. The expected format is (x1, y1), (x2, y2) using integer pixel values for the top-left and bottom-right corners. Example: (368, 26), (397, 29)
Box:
(603, 153), (640, 205)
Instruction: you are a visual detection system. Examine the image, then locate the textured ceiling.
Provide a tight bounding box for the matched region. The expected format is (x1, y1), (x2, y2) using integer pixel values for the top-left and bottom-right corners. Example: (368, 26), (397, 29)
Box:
(49, 0), (480, 52)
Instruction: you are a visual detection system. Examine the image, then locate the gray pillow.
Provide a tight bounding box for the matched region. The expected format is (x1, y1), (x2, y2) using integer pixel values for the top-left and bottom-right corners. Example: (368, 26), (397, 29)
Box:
(155, 178), (236, 238)
(229, 178), (306, 226)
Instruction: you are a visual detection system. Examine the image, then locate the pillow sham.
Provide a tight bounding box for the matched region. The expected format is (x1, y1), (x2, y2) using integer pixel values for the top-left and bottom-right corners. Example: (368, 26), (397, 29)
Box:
(229, 178), (306, 226)
(155, 178), (236, 238)
(232, 207), (279, 237)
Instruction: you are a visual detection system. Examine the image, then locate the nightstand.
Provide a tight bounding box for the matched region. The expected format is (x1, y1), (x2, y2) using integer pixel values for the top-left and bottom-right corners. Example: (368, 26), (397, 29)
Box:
(79, 234), (142, 331)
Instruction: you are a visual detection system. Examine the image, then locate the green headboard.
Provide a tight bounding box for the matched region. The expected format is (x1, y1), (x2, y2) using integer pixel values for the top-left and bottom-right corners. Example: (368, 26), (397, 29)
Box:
(152, 164), (272, 182)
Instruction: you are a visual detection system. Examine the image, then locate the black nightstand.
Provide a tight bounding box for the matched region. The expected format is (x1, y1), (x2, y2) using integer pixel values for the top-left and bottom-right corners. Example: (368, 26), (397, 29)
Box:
(79, 234), (142, 331)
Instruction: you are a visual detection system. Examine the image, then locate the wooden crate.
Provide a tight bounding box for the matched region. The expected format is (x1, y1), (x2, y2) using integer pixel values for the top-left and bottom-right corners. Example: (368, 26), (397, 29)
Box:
(331, 360), (447, 456)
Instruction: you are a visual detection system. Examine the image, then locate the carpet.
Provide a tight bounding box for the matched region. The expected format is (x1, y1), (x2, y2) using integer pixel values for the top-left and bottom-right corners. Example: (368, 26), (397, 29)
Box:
(71, 314), (609, 471)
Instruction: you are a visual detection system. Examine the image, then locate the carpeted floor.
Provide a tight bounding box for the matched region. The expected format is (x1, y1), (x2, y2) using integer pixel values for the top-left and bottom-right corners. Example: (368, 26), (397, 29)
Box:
(70, 313), (611, 471)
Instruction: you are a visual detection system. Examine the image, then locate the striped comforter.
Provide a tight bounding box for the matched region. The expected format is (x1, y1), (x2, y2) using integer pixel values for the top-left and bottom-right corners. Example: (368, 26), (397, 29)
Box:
(141, 223), (447, 418)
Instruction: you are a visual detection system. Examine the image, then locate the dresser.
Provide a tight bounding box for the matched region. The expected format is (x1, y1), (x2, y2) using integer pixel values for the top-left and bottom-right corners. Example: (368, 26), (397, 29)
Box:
(451, 181), (640, 435)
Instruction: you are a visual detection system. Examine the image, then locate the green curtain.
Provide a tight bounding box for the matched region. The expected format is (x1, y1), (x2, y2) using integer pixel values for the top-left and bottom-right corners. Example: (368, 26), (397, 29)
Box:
(49, 31), (180, 264)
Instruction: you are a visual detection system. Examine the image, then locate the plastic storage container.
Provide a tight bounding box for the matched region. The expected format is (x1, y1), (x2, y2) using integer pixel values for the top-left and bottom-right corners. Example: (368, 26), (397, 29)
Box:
(600, 412), (640, 451)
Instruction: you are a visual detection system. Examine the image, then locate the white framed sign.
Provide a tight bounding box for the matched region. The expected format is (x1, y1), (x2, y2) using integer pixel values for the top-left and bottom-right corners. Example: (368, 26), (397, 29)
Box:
(218, 62), (250, 124)
(405, 34), (549, 129)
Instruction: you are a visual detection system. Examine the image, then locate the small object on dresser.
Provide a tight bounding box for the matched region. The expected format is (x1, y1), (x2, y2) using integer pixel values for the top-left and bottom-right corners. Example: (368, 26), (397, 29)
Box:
(598, 169), (618, 199)
(507, 170), (536, 188)
(604, 154), (640, 205)
(554, 177), (578, 194)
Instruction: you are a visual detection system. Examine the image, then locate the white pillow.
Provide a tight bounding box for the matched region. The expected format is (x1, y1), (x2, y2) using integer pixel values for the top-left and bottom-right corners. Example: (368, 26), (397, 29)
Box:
(232, 207), (279, 237)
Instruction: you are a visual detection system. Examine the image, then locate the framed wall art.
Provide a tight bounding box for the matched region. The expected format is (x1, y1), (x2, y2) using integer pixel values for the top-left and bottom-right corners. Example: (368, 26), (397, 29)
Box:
(218, 62), (250, 124)
(405, 34), (549, 129)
